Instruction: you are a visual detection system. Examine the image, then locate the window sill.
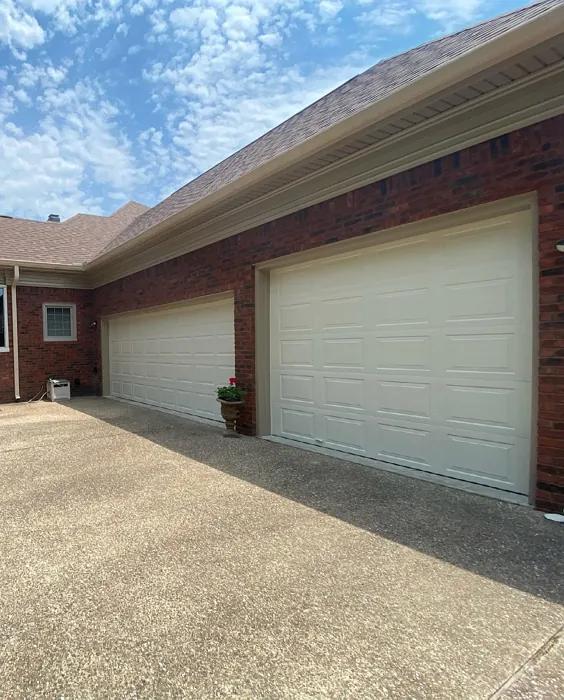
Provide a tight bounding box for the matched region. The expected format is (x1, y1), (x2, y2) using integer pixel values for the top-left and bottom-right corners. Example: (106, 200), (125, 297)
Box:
(43, 338), (77, 342)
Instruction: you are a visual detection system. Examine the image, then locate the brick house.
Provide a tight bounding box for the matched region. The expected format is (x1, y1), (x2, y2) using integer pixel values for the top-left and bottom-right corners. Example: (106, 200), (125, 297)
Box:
(1, 0), (564, 510)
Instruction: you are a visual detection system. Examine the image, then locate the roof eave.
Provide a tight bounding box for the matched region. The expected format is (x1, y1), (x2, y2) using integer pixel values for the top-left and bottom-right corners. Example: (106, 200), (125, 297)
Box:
(86, 1), (564, 271)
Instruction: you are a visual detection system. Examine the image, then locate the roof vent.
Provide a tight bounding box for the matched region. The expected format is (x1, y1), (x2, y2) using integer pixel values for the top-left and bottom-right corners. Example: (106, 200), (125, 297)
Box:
(47, 214), (60, 222)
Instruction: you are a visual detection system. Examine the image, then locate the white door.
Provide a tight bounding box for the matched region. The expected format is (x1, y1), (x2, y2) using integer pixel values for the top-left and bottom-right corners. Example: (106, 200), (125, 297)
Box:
(270, 211), (533, 497)
(109, 298), (234, 423)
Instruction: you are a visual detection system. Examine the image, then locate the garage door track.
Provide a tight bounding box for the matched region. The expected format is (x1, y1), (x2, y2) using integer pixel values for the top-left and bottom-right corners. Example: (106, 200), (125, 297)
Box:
(1, 398), (563, 699)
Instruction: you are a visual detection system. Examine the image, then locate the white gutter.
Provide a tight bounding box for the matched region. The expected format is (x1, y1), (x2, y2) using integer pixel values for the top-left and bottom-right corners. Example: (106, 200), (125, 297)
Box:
(0, 259), (84, 271)
(11, 265), (20, 401)
(86, 1), (564, 270)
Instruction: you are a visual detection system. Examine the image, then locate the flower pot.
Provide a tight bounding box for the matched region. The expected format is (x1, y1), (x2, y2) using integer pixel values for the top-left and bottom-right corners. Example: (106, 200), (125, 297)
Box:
(217, 399), (244, 437)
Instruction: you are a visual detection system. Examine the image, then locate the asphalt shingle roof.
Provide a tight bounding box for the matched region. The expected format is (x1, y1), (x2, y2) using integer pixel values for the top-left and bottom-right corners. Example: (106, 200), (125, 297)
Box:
(0, 0), (561, 268)
(0, 201), (148, 265)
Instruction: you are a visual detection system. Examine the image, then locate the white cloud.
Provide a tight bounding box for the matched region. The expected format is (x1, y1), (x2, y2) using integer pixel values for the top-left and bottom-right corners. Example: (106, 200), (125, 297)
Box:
(359, 1), (416, 33)
(0, 77), (140, 219)
(416, 0), (486, 28)
(319, 0), (343, 22)
(142, 1), (374, 196)
(13, 88), (31, 104)
(0, 0), (495, 221)
(258, 31), (281, 47)
(0, 0), (45, 51)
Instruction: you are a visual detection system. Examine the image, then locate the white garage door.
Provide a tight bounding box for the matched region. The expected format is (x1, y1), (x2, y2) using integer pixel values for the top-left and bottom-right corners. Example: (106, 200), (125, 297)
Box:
(270, 212), (533, 497)
(109, 298), (234, 423)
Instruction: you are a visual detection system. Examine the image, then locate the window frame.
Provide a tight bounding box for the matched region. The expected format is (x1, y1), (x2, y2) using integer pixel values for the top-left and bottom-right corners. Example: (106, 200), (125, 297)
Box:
(42, 302), (77, 342)
(0, 285), (8, 352)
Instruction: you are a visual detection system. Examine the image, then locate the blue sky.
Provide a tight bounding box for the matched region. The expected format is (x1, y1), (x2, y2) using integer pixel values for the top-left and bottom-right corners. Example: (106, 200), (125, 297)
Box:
(0, 0), (528, 221)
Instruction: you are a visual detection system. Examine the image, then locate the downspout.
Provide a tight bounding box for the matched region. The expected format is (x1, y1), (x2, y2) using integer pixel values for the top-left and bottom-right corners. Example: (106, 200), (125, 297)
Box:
(11, 265), (20, 401)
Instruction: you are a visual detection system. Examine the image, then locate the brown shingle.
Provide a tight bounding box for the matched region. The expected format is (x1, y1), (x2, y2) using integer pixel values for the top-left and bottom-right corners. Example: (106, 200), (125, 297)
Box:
(0, 201), (148, 265)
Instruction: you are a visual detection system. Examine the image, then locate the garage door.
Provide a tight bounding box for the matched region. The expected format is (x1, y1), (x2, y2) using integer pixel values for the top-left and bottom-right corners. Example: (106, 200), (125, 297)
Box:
(270, 212), (533, 497)
(109, 298), (234, 423)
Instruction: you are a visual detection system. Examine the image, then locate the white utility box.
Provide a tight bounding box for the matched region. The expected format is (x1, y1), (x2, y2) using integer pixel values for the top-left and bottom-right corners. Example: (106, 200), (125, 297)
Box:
(46, 378), (71, 402)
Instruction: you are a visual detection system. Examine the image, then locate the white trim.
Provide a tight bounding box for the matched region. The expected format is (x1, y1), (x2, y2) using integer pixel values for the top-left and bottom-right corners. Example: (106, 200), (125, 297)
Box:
(0, 259), (83, 271)
(262, 435), (529, 506)
(87, 2), (564, 272)
(11, 266), (19, 400)
(88, 65), (564, 287)
(0, 284), (8, 352)
(42, 302), (77, 342)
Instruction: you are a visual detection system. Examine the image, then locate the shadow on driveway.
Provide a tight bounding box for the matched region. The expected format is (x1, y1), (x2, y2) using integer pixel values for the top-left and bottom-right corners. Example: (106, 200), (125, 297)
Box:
(69, 397), (564, 608)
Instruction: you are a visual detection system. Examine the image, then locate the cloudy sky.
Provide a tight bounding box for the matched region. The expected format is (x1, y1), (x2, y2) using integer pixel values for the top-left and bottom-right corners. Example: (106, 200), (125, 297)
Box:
(0, 0), (526, 221)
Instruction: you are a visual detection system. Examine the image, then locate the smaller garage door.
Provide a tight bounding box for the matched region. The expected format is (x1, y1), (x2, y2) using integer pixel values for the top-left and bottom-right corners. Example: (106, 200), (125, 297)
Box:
(109, 298), (234, 423)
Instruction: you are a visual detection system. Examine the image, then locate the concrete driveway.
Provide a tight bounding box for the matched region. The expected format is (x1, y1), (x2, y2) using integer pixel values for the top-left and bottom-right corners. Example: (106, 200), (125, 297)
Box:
(1, 398), (563, 699)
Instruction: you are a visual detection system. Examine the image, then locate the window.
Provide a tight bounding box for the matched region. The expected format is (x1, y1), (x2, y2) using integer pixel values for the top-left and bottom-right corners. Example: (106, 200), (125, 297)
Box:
(43, 303), (77, 341)
(0, 286), (8, 351)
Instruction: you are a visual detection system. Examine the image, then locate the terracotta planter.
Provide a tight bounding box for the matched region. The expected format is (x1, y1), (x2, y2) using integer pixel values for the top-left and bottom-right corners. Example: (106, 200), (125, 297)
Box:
(217, 399), (244, 437)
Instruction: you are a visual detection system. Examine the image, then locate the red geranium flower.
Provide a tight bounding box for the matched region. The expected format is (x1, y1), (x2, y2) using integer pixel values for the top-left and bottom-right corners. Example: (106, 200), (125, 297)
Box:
(229, 377), (237, 385)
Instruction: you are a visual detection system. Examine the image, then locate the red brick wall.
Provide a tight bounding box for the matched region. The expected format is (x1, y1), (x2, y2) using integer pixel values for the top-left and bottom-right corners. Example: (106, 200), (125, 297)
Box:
(92, 114), (564, 510)
(0, 287), (98, 402)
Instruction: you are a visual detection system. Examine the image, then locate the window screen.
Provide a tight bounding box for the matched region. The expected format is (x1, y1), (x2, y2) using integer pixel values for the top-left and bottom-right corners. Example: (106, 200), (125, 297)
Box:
(46, 306), (72, 338)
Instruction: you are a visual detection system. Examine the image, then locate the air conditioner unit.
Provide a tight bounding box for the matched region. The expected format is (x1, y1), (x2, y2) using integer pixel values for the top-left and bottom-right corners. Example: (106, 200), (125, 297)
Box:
(46, 378), (71, 402)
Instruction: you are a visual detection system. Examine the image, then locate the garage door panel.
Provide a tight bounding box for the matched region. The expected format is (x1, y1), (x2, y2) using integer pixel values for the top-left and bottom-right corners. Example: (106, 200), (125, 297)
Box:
(323, 415), (366, 454)
(174, 389), (191, 409)
(443, 275), (517, 326)
(323, 376), (365, 412)
(270, 211), (532, 497)
(109, 299), (234, 423)
(277, 265), (316, 302)
(441, 431), (528, 490)
(279, 303), (315, 332)
(374, 335), (432, 374)
(371, 287), (431, 329)
(374, 379), (432, 422)
(279, 339), (314, 367)
(371, 237), (432, 280)
(441, 221), (512, 266)
(322, 338), (364, 369)
(317, 254), (365, 292)
(280, 373), (315, 404)
(442, 326), (530, 381)
(146, 386), (160, 404)
(320, 297), (363, 331)
(277, 407), (316, 442)
(442, 383), (523, 435)
(444, 331), (516, 376)
(158, 339), (174, 355)
(373, 422), (435, 472)
(160, 388), (177, 407)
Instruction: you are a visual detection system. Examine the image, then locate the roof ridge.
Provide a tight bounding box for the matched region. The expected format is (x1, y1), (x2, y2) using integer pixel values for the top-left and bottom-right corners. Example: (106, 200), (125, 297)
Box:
(110, 200), (149, 216)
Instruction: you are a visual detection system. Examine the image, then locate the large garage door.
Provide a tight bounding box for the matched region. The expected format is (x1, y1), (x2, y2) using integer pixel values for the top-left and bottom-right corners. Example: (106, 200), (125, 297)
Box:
(109, 298), (234, 423)
(270, 212), (533, 497)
